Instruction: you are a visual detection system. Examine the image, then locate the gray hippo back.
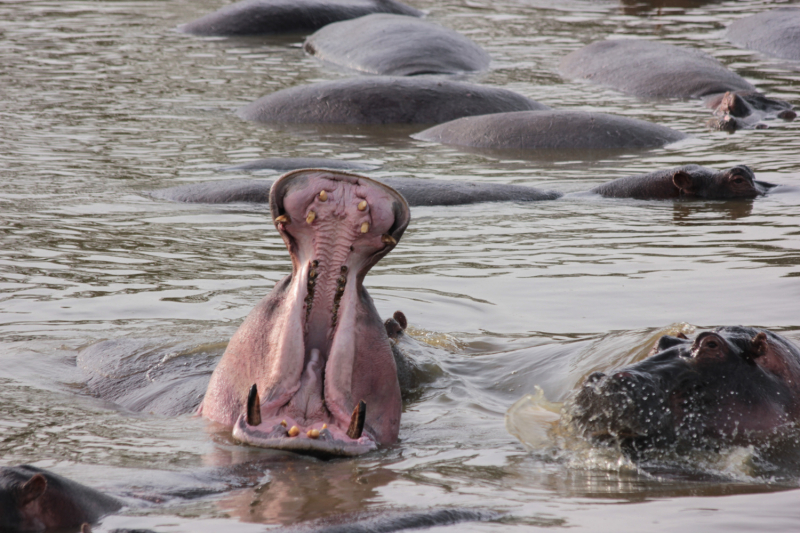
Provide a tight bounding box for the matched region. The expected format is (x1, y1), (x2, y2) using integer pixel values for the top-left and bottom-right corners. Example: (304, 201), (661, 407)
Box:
(237, 77), (548, 125)
(727, 7), (800, 61)
(303, 14), (490, 75)
(179, 0), (422, 37)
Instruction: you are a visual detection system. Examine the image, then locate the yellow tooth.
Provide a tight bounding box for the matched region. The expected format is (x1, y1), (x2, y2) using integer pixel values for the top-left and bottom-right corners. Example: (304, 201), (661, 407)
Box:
(306, 211), (316, 224)
(361, 222), (369, 233)
(319, 190), (328, 202)
(275, 214), (290, 224)
(322, 424), (327, 430)
(281, 420), (287, 427)
(307, 429), (320, 439)
(288, 425), (300, 437)
(381, 234), (396, 245)
(358, 200), (367, 211)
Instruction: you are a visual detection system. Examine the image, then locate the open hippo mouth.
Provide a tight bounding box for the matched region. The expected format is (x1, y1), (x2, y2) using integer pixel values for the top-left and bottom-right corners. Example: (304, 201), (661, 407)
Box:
(200, 169), (410, 457)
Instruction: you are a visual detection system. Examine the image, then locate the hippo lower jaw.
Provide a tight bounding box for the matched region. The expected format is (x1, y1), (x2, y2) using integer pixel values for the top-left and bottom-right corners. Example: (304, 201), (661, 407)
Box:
(201, 169), (410, 457)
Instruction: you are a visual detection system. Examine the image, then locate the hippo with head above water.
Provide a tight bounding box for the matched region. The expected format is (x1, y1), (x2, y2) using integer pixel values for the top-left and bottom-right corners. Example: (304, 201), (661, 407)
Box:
(560, 40), (795, 130)
(564, 327), (800, 454)
(586, 164), (774, 200)
(199, 169), (410, 456)
(178, 0), (422, 37)
(0, 465), (121, 531)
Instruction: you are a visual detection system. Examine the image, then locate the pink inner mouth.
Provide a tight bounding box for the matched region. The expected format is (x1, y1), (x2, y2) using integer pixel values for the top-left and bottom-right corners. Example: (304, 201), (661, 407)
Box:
(207, 169), (409, 456)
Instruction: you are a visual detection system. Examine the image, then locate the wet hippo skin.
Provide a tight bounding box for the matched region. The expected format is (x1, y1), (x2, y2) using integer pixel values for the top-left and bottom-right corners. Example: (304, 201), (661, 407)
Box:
(199, 169), (411, 457)
(413, 110), (687, 151)
(148, 176), (563, 206)
(560, 40), (795, 128)
(303, 14), (490, 75)
(0, 465), (121, 532)
(584, 164), (774, 200)
(564, 327), (800, 454)
(236, 77), (546, 126)
(178, 0), (422, 37)
(727, 7), (800, 61)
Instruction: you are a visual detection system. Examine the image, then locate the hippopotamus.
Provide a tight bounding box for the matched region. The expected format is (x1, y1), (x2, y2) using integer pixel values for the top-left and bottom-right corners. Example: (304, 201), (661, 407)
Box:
(147, 175), (562, 207)
(727, 8), (800, 61)
(560, 40), (795, 130)
(222, 157), (380, 173)
(237, 77), (548, 125)
(178, 0), (422, 37)
(303, 14), (490, 75)
(199, 169), (410, 456)
(0, 465), (121, 531)
(413, 110), (687, 152)
(564, 327), (800, 454)
(584, 164), (775, 200)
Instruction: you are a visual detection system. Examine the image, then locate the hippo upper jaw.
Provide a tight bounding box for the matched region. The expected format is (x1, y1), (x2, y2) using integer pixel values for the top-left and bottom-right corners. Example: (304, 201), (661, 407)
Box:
(201, 169), (410, 456)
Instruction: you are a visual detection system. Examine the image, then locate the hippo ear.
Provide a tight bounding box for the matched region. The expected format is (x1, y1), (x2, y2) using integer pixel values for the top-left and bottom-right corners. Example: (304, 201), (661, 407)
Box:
(672, 171), (697, 195)
(749, 332), (768, 360)
(17, 473), (47, 507)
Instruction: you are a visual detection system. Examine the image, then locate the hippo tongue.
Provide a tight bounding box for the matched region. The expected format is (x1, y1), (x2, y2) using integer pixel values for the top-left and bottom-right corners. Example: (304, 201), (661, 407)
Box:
(207, 169), (409, 456)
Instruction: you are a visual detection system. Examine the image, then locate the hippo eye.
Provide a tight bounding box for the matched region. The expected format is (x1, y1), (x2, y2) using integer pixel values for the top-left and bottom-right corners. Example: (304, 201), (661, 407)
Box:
(733, 177), (744, 184)
(706, 340), (718, 349)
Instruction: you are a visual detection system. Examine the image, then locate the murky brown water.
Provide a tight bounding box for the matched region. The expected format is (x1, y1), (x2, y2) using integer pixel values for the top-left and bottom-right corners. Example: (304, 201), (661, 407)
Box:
(2, 0), (800, 531)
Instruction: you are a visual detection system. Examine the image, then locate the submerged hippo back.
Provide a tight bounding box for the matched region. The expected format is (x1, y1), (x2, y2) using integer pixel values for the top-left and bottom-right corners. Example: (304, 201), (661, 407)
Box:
(560, 39), (755, 98)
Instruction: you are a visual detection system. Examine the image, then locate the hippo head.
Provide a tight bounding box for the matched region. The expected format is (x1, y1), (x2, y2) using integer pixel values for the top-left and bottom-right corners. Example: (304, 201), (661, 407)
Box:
(200, 170), (410, 457)
(706, 91), (796, 131)
(672, 165), (774, 199)
(564, 327), (800, 454)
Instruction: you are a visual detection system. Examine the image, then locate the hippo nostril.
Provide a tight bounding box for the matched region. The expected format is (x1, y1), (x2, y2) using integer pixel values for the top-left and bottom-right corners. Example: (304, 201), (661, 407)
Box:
(587, 371), (606, 384)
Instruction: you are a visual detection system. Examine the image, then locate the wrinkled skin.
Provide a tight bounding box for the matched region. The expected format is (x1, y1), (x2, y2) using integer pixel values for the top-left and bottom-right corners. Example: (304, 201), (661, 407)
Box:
(303, 14), (490, 76)
(560, 40), (795, 130)
(727, 7), (800, 61)
(0, 465), (121, 532)
(178, 0), (422, 37)
(565, 327), (800, 454)
(587, 164), (775, 200)
(147, 176), (562, 207)
(237, 77), (546, 126)
(199, 169), (411, 456)
(414, 110), (687, 151)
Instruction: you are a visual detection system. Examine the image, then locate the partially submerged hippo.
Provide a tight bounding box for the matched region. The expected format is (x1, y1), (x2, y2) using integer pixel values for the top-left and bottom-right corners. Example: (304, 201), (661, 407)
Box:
(564, 327), (800, 454)
(560, 40), (795, 129)
(222, 157), (380, 173)
(199, 169), (411, 456)
(0, 465), (121, 531)
(303, 14), (490, 75)
(727, 7), (800, 61)
(237, 77), (548, 125)
(413, 110), (687, 151)
(178, 0), (422, 37)
(585, 164), (774, 200)
(148, 175), (562, 206)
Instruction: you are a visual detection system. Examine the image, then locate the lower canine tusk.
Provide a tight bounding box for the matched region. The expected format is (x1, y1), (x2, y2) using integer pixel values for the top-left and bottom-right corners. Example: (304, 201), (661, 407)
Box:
(346, 400), (366, 439)
(246, 384), (261, 426)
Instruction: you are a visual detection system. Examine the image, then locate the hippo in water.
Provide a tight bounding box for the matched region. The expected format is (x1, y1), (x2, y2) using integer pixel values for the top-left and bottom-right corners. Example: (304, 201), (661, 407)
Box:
(413, 110), (687, 152)
(178, 0), (422, 37)
(560, 40), (795, 130)
(0, 465), (122, 531)
(727, 8), (800, 61)
(564, 327), (800, 454)
(585, 164), (775, 200)
(147, 175), (562, 207)
(303, 14), (490, 75)
(199, 169), (411, 456)
(237, 77), (547, 125)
